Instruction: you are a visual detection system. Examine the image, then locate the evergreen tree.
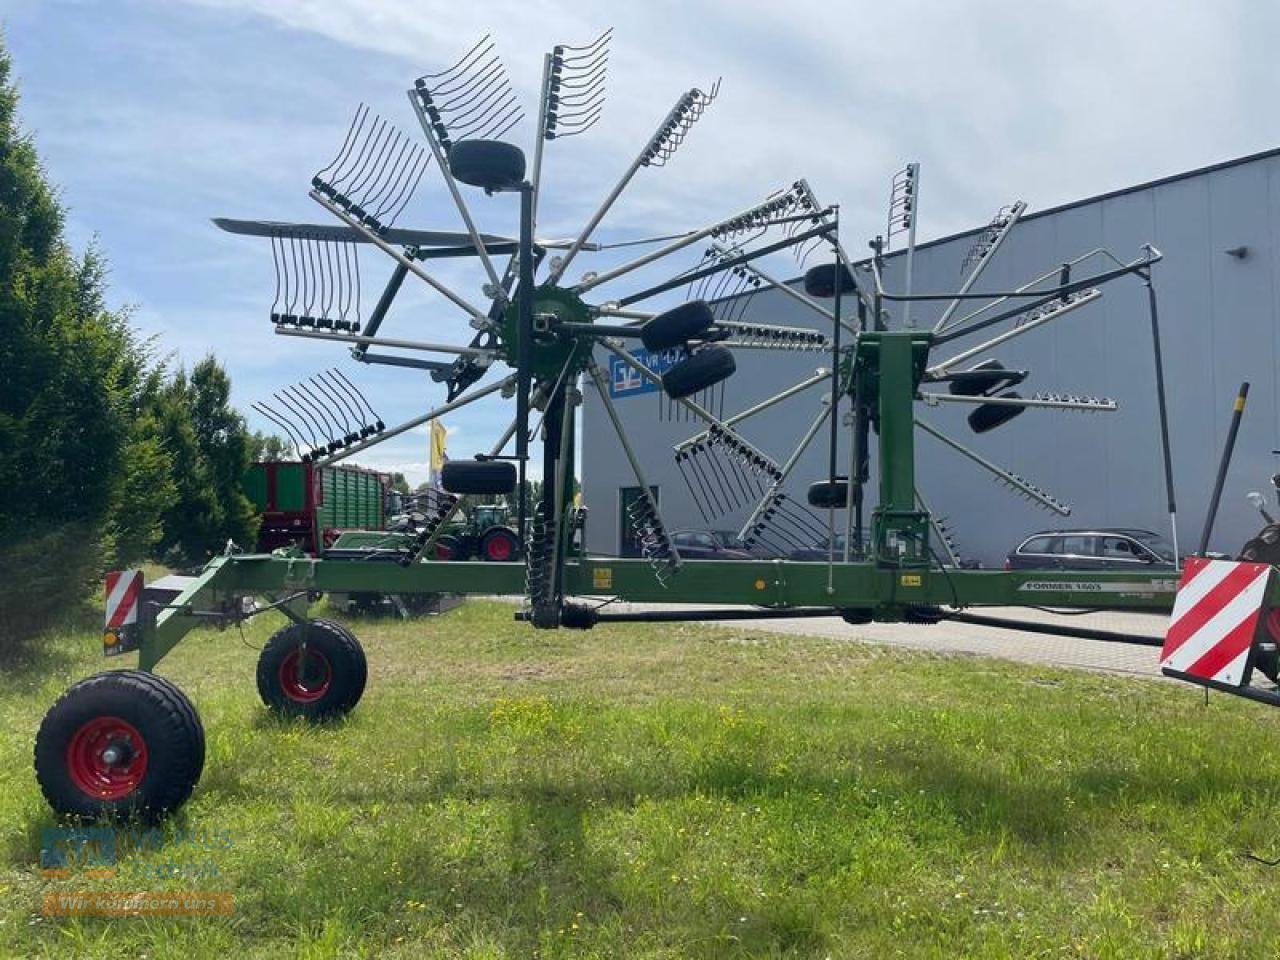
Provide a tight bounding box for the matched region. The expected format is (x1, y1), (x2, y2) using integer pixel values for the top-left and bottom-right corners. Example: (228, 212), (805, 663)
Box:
(0, 39), (142, 636)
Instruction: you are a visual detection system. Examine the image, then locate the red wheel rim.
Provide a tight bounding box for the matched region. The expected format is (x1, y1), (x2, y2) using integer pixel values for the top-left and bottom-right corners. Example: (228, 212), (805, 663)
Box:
(66, 716), (149, 800)
(486, 536), (513, 561)
(278, 647), (333, 703)
(435, 542), (454, 560)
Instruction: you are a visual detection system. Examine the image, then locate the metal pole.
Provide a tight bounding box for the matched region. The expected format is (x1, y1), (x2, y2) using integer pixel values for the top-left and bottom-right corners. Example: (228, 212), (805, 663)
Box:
(1197, 382), (1250, 557)
(1143, 265), (1180, 566)
(516, 183), (535, 540)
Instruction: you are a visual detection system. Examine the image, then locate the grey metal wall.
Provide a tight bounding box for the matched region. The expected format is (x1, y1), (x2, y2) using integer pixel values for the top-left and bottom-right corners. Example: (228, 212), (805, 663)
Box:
(583, 150), (1280, 566)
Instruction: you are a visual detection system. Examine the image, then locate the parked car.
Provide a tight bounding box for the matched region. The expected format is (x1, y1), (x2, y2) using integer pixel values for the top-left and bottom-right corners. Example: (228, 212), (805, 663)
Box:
(669, 529), (754, 560)
(789, 533), (852, 562)
(1006, 528), (1177, 571)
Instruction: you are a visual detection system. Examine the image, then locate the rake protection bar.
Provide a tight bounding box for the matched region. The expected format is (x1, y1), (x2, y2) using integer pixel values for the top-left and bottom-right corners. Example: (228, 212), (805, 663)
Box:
(574, 187), (813, 294)
(618, 221), (836, 307)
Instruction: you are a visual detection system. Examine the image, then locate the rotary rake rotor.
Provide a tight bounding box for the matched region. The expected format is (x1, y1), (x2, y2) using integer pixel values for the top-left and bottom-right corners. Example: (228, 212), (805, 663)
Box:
(220, 29), (861, 629)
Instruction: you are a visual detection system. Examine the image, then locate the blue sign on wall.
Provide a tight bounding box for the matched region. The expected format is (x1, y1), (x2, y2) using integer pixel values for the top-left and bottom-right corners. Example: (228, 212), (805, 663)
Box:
(608, 346), (687, 398)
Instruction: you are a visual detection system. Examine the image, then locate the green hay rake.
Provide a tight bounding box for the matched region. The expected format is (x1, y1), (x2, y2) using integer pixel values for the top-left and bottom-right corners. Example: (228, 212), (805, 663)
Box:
(33, 31), (1280, 821)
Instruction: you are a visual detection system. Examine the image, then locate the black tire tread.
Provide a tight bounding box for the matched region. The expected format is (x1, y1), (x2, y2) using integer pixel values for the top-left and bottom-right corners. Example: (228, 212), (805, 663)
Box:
(256, 618), (367, 721)
(35, 670), (205, 821)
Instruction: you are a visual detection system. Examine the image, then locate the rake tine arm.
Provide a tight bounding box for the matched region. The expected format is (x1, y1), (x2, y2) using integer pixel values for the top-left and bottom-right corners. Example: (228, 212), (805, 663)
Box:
(586, 360), (681, 571)
(317, 373), (516, 468)
(547, 85), (718, 287)
(915, 486), (961, 568)
(916, 418), (1071, 516)
(736, 402), (830, 541)
(918, 392), (1117, 413)
(931, 201), (1027, 333)
(927, 289), (1102, 375)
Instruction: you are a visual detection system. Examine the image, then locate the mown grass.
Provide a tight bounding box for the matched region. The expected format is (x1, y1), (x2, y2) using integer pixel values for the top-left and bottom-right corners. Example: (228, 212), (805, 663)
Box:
(4, 600), (1280, 958)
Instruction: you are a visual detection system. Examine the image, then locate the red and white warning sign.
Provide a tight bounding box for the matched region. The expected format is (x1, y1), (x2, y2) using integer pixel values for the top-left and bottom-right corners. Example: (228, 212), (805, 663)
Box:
(103, 570), (143, 656)
(105, 570), (143, 629)
(1161, 557), (1274, 687)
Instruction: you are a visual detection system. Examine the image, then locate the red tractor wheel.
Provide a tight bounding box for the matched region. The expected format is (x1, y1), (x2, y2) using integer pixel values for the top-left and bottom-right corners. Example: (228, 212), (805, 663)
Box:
(480, 527), (520, 562)
(35, 671), (205, 821)
(256, 619), (367, 721)
(435, 535), (461, 561)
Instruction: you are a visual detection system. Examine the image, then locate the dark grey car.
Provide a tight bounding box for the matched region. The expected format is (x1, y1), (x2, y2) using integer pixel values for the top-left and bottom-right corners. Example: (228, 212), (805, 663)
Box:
(1006, 528), (1177, 571)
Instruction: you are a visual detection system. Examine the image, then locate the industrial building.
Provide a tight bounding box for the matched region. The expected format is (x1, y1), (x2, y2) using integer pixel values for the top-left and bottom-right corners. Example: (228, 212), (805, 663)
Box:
(582, 147), (1280, 566)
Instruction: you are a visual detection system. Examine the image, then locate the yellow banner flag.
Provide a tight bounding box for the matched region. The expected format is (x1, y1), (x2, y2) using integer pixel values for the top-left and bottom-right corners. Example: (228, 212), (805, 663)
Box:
(430, 420), (447, 480)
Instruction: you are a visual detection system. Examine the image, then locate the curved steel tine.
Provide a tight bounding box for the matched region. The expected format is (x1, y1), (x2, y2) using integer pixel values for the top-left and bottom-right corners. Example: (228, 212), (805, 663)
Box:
(364, 135), (416, 224)
(315, 104), (368, 183)
(272, 391), (320, 449)
(555, 27), (612, 58)
(443, 71), (511, 126)
(381, 146), (428, 227)
(309, 375), (353, 434)
(345, 121), (397, 205)
(290, 236), (308, 322)
(327, 108), (376, 191)
(334, 114), (388, 197)
(431, 52), (502, 100)
(472, 102), (524, 142)
(269, 233), (284, 322)
(320, 369), (365, 426)
(330, 368), (381, 425)
(452, 87), (520, 139)
(284, 384), (338, 447)
(554, 53), (609, 88)
(316, 237), (335, 324)
(302, 238), (321, 321)
(252, 402), (304, 458)
(418, 35), (493, 83)
(333, 241), (350, 327)
(435, 60), (505, 114)
(301, 377), (349, 435)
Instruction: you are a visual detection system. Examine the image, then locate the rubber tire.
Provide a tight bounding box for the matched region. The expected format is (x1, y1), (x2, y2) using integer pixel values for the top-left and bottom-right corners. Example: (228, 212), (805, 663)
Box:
(802, 263), (856, 298)
(448, 139), (526, 192)
(435, 535), (462, 561)
(257, 619), (367, 721)
(441, 459), (517, 496)
(949, 359), (1016, 397)
(967, 394), (1026, 433)
(807, 479), (849, 509)
(641, 300), (715, 351)
(35, 670), (205, 821)
(480, 527), (521, 562)
(662, 346), (736, 400)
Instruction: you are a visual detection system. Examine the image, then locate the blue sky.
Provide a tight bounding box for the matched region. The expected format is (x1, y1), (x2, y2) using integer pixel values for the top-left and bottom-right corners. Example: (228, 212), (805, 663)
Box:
(6, 0), (1280, 484)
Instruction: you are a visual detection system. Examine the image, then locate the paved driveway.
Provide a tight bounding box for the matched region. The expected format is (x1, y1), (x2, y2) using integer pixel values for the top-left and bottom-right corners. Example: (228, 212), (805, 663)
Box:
(598, 604), (1172, 679)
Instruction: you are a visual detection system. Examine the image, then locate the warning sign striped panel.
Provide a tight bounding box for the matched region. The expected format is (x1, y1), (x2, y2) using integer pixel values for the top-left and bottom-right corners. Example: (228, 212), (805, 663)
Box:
(104, 570), (143, 630)
(1161, 558), (1273, 687)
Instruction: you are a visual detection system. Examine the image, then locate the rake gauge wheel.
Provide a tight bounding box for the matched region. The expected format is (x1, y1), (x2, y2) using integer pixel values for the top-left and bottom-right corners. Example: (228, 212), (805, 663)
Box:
(257, 619), (367, 721)
(35, 670), (205, 821)
(441, 459), (518, 496)
(662, 345), (736, 400)
(448, 139), (527, 192)
(641, 300), (715, 351)
(802, 262), (856, 298)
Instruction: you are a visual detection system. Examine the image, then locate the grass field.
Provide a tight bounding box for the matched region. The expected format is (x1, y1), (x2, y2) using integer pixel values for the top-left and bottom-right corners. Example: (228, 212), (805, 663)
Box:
(5, 600), (1280, 958)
